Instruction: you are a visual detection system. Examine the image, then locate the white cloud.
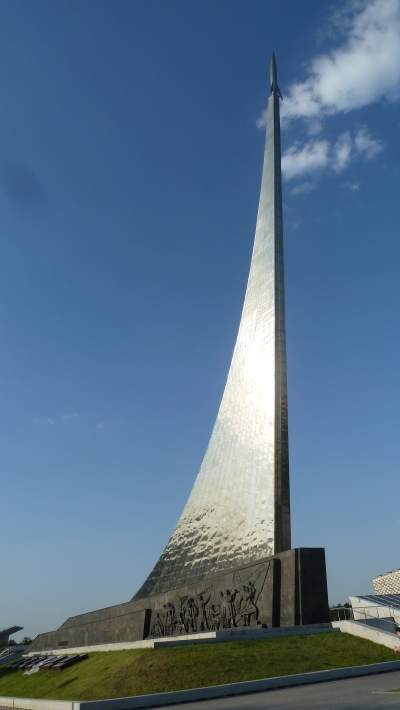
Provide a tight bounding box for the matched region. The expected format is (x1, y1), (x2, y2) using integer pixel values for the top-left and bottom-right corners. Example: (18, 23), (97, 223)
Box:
(282, 140), (330, 180)
(96, 421), (105, 430)
(34, 412), (81, 426)
(33, 416), (56, 426)
(354, 126), (384, 158)
(257, 2), (392, 189)
(281, 0), (400, 123)
(343, 181), (360, 191)
(61, 412), (80, 421)
(256, 113), (267, 129)
(333, 131), (352, 172)
(306, 119), (323, 136)
(290, 181), (317, 196)
(283, 126), (383, 182)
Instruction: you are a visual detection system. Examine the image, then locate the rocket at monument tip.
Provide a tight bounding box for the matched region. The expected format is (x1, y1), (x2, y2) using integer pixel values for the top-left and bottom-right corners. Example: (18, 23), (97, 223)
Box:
(270, 52), (282, 99)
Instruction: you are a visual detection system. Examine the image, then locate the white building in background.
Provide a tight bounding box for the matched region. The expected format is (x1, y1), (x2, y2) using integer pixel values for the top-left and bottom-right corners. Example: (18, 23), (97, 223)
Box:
(345, 570), (400, 634)
(349, 594), (400, 631)
(373, 569), (400, 595)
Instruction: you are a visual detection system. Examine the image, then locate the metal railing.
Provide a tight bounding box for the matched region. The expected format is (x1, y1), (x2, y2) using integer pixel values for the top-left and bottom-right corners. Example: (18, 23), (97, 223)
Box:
(330, 607), (354, 621)
(331, 605), (400, 635)
(0, 645), (26, 664)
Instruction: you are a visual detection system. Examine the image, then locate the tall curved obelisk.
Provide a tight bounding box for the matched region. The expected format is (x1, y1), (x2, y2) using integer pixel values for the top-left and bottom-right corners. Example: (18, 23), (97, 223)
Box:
(31, 56), (330, 653)
(134, 54), (291, 599)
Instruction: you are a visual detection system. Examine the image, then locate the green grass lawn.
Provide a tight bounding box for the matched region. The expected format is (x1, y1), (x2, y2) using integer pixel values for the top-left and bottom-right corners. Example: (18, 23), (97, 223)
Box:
(0, 633), (397, 701)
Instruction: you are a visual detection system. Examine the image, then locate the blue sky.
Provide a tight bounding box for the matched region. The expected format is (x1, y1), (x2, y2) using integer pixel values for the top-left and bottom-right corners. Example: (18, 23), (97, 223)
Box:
(1, 0), (400, 641)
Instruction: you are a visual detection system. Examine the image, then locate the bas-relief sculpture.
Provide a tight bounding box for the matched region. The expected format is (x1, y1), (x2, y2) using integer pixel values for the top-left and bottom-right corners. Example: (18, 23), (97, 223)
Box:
(149, 563), (270, 637)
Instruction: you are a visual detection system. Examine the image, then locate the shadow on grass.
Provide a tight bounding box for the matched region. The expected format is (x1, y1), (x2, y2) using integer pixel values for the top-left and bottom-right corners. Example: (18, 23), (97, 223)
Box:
(57, 676), (79, 689)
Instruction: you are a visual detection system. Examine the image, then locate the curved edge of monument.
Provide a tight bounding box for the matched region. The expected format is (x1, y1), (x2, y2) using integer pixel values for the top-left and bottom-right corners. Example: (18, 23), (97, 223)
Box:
(30, 548), (329, 652)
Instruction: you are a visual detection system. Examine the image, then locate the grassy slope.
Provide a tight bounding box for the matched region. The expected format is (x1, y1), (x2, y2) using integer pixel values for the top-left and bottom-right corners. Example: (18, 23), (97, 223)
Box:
(0, 633), (397, 701)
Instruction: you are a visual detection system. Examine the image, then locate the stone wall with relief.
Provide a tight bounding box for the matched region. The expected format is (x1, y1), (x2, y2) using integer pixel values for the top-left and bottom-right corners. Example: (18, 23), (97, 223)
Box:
(30, 548), (329, 651)
(148, 559), (274, 638)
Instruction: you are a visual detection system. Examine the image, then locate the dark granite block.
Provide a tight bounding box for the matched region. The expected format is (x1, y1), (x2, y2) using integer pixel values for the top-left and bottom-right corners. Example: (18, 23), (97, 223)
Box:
(30, 548), (329, 651)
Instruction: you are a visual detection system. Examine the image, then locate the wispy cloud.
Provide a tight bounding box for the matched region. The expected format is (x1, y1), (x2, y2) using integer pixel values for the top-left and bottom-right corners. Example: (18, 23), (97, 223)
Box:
(290, 181), (317, 196)
(61, 412), (80, 422)
(33, 412), (106, 431)
(354, 127), (384, 158)
(306, 119), (323, 136)
(343, 180), (361, 191)
(34, 412), (80, 426)
(258, 1), (396, 188)
(282, 126), (384, 182)
(282, 140), (329, 180)
(333, 132), (352, 172)
(281, 0), (400, 124)
(34, 416), (56, 426)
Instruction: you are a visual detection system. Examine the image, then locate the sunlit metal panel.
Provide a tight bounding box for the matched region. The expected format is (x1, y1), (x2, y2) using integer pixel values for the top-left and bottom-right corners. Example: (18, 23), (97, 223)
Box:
(134, 55), (291, 599)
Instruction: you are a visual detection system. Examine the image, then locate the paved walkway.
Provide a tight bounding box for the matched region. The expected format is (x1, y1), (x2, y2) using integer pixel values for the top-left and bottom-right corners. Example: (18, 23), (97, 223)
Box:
(1, 670), (400, 709)
(165, 670), (400, 709)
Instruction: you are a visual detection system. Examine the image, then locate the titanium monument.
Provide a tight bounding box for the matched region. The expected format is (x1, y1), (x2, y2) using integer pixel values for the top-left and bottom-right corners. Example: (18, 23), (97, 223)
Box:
(31, 56), (329, 651)
(134, 53), (290, 601)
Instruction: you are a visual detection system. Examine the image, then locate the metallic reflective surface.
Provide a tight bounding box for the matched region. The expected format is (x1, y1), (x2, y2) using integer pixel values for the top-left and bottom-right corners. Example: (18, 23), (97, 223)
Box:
(134, 57), (291, 599)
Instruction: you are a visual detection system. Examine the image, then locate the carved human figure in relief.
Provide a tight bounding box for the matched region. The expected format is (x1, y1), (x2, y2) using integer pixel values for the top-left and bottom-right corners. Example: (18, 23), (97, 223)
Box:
(164, 602), (176, 636)
(219, 591), (228, 627)
(186, 597), (199, 633)
(218, 589), (238, 628)
(177, 599), (188, 634)
(198, 593), (211, 631)
(226, 589), (239, 627)
(151, 613), (164, 637)
(209, 604), (222, 630)
(239, 581), (259, 626)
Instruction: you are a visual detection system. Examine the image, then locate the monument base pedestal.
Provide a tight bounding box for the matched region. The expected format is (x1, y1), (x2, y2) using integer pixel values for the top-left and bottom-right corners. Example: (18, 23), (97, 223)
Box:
(31, 548), (329, 652)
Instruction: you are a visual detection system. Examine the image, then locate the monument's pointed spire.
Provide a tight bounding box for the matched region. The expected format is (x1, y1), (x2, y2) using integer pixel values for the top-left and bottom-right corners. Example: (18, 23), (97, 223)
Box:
(270, 52), (277, 90)
(270, 52), (282, 99)
(133, 54), (291, 600)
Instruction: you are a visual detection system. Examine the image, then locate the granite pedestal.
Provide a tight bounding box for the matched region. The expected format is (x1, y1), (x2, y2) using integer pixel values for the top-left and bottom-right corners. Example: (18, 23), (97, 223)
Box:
(31, 548), (329, 651)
